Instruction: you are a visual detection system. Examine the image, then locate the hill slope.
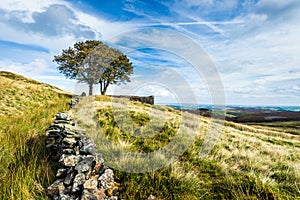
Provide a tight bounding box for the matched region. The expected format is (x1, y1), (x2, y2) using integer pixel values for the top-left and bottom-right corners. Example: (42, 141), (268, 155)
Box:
(0, 71), (70, 116)
(0, 71), (72, 199)
(73, 96), (300, 200)
(0, 72), (299, 199)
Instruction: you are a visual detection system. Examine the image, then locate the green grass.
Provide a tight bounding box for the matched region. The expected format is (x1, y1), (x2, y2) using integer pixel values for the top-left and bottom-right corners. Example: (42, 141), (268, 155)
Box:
(1, 71), (299, 199)
(0, 71), (72, 200)
(73, 96), (300, 200)
(248, 121), (300, 136)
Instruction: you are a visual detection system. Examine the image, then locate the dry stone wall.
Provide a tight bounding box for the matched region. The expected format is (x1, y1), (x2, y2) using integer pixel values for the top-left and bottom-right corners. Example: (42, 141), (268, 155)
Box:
(46, 112), (119, 200)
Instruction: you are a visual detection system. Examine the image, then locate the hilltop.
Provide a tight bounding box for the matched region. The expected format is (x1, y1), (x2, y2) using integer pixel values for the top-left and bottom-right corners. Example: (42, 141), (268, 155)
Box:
(0, 71), (71, 116)
(0, 72), (299, 199)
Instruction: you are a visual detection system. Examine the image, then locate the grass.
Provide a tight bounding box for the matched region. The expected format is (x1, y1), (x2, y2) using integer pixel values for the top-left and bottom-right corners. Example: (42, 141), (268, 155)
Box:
(247, 121), (300, 136)
(1, 71), (299, 199)
(72, 96), (300, 200)
(0, 71), (72, 200)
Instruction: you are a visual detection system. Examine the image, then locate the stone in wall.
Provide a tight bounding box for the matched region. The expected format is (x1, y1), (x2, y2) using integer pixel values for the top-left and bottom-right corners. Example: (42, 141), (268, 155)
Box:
(46, 112), (119, 200)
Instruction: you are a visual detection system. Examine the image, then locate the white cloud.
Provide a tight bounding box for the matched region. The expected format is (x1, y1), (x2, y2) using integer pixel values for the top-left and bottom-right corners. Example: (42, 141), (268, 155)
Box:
(0, 21), (77, 51)
(0, 0), (299, 105)
(0, 0), (135, 51)
(0, 0), (138, 94)
(0, 0), (62, 12)
(74, 11), (136, 41)
(0, 58), (76, 92)
(0, 4), (97, 46)
(181, 0), (300, 105)
(0, 58), (49, 76)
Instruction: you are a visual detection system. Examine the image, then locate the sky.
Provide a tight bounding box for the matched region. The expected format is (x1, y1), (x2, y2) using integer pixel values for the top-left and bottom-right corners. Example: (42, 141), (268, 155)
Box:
(0, 0), (300, 106)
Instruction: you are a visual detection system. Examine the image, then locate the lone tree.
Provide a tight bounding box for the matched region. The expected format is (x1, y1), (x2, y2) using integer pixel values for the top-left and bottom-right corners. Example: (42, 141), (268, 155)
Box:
(54, 40), (133, 95)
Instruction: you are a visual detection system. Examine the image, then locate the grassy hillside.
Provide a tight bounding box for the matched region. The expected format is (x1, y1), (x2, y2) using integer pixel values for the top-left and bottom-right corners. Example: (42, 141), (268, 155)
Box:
(73, 96), (300, 200)
(0, 71), (299, 199)
(0, 71), (72, 199)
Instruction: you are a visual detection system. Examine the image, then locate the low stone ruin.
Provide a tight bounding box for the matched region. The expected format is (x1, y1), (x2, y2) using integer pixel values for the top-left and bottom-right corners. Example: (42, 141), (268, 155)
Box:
(108, 95), (154, 105)
(46, 112), (119, 200)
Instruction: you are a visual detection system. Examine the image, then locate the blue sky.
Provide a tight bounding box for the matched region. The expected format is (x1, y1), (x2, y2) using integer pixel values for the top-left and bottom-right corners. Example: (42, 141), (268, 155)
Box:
(0, 0), (300, 105)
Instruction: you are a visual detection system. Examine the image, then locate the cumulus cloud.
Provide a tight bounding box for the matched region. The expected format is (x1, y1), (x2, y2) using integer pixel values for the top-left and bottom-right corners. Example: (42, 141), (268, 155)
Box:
(0, 0), (139, 52)
(0, 4), (97, 38)
(0, 57), (76, 92)
(0, 58), (49, 76)
(0, 0), (299, 105)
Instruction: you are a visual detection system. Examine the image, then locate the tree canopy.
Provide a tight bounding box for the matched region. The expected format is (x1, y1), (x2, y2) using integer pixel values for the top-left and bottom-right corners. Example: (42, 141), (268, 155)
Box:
(53, 40), (133, 95)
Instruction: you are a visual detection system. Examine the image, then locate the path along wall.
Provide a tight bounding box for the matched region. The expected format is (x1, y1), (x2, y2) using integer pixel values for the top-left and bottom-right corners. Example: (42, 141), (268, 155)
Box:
(46, 112), (119, 200)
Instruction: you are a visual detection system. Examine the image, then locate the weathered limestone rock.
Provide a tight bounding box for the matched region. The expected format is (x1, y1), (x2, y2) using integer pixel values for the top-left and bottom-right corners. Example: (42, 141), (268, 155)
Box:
(98, 169), (115, 189)
(64, 155), (80, 167)
(72, 173), (85, 192)
(81, 190), (97, 200)
(64, 169), (76, 186)
(92, 188), (106, 200)
(107, 184), (119, 197)
(46, 111), (119, 200)
(83, 176), (98, 190)
(47, 179), (64, 197)
(63, 137), (77, 145)
(148, 194), (156, 200)
(75, 157), (94, 173)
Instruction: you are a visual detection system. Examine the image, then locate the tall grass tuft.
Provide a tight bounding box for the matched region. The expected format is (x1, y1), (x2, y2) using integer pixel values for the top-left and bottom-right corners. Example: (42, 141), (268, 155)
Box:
(0, 95), (70, 199)
(0, 71), (71, 200)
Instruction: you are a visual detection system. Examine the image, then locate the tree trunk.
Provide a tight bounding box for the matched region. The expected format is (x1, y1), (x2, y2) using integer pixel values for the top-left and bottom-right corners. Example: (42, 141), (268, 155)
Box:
(100, 87), (106, 95)
(100, 81), (103, 95)
(89, 83), (93, 96)
(100, 81), (109, 95)
(102, 86), (108, 95)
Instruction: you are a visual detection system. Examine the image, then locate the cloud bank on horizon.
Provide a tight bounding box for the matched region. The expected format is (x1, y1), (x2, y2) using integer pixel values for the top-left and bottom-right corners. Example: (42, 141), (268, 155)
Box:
(0, 0), (299, 105)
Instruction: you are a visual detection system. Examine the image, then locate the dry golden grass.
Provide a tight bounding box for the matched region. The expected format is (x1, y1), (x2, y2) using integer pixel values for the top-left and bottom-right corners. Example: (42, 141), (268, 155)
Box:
(72, 96), (300, 199)
(0, 71), (72, 200)
(1, 70), (298, 199)
(0, 71), (71, 116)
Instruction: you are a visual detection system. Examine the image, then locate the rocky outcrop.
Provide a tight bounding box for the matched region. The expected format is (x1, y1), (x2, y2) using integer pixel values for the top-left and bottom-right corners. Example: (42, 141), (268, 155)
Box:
(46, 112), (119, 200)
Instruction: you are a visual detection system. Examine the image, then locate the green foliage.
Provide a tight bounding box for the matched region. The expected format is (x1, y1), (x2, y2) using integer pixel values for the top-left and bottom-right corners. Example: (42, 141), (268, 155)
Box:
(53, 40), (102, 79)
(53, 40), (133, 95)
(129, 111), (150, 126)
